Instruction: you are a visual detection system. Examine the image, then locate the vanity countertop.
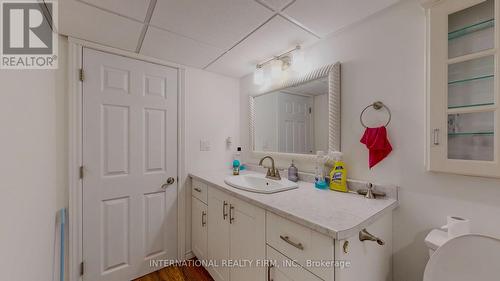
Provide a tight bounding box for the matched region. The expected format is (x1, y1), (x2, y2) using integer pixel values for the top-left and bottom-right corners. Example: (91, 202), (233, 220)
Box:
(189, 170), (398, 240)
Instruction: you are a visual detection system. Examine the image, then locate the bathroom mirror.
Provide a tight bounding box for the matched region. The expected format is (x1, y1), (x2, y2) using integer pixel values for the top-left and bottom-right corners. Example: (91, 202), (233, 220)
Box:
(250, 63), (341, 160)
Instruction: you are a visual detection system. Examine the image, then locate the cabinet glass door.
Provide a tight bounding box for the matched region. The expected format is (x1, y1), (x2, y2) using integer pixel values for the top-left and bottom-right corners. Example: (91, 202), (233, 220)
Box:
(447, 0), (496, 161)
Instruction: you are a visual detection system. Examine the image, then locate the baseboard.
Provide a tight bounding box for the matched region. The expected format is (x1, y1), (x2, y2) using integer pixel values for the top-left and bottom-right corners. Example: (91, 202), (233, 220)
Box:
(185, 251), (195, 260)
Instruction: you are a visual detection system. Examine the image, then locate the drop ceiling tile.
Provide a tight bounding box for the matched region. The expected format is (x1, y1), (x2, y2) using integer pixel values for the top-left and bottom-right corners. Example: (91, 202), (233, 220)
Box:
(206, 15), (318, 77)
(258, 0), (294, 11)
(77, 0), (150, 21)
(60, 0), (144, 52)
(283, 0), (399, 37)
(140, 26), (224, 68)
(150, 0), (273, 49)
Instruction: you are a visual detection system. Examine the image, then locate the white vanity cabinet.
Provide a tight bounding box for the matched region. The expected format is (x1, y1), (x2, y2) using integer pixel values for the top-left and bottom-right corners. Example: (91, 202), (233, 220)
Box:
(191, 196), (208, 260)
(427, 0), (500, 177)
(204, 181), (266, 281)
(190, 177), (393, 281)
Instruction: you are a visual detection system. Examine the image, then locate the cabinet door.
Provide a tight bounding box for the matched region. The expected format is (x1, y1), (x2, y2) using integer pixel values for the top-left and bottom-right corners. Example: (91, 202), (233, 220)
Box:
(191, 197), (208, 260)
(228, 196), (266, 281)
(207, 187), (230, 281)
(428, 0), (500, 177)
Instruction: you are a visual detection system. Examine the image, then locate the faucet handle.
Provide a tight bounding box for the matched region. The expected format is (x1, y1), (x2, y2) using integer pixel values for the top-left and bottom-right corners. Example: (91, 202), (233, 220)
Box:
(266, 168), (272, 178)
(274, 169), (281, 180)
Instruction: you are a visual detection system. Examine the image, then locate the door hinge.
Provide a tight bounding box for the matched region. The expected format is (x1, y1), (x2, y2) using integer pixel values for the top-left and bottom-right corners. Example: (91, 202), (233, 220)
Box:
(309, 107), (312, 114)
(80, 261), (85, 276)
(79, 166), (84, 179)
(79, 68), (84, 82)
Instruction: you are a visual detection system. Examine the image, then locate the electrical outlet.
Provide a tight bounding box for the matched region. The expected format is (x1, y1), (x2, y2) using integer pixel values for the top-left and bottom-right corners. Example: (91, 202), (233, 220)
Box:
(200, 139), (211, 151)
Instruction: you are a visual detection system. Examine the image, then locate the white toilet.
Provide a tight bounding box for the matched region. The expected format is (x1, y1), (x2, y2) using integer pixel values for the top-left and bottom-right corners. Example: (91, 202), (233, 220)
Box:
(423, 229), (500, 281)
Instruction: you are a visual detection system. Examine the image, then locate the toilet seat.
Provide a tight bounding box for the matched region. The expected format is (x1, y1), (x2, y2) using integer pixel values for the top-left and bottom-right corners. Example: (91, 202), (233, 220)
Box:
(423, 234), (500, 281)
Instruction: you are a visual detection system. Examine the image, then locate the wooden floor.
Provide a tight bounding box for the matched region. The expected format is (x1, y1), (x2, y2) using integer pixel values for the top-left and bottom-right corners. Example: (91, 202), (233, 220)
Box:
(133, 259), (214, 281)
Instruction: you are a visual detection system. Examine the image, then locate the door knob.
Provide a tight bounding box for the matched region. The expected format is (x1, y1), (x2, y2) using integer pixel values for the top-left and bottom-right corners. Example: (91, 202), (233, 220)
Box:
(161, 177), (175, 189)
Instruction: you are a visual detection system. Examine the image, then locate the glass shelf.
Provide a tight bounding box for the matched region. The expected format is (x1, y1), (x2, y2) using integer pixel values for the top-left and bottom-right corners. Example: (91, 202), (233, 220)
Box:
(448, 131), (494, 136)
(448, 74), (494, 85)
(448, 19), (495, 40)
(448, 102), (494, 109)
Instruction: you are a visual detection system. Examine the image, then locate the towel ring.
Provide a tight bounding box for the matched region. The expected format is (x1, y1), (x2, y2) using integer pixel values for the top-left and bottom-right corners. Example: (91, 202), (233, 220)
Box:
(360, 101), (391, 128)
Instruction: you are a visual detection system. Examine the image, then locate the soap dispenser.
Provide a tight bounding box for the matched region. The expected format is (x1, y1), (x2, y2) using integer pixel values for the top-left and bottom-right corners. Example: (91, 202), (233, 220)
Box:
(288, 160), (298, 182)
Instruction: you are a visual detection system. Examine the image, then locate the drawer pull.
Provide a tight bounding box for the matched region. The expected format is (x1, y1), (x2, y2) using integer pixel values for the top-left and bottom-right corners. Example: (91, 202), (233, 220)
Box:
(194, 187), (202, 192)
(202, 211), (206, 227)
(223, 201), (228, 220)
(280, 235), (304, 250)
(267, 264), (274, 281)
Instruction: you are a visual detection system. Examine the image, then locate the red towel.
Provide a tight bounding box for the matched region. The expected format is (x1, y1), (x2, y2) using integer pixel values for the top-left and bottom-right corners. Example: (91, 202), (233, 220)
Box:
(360, 126), (392, 169)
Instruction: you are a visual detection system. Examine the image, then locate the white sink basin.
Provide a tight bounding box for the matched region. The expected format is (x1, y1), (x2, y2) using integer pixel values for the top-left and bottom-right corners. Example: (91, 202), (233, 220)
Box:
(224, 173), (299, 194)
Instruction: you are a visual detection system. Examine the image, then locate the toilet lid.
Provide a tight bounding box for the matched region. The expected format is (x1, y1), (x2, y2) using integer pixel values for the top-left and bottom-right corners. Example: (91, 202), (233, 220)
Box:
(423, 234), (500, 281)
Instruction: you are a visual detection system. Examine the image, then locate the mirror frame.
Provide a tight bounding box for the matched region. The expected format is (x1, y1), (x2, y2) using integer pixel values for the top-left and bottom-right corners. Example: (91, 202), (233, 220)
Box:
(249, 62), (341, 162)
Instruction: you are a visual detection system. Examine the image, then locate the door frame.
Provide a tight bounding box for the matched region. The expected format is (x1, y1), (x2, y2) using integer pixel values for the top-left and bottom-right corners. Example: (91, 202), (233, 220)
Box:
(67, 37), (187, 281)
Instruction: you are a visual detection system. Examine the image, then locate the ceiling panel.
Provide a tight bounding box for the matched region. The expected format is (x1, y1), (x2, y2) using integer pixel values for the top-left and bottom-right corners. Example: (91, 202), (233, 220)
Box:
(258, 0), (294, 11)
(283, 0), (399, 37)
(150, 0), (274, 49)
(140, 26), (224, 68)
(77, 0), (150, 21)
(60, 0), (144, 52)
(206, 15), (318, 77)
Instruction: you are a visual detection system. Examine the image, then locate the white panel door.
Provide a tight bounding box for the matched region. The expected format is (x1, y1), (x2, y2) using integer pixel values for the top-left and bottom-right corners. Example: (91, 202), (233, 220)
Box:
(82, 48), (178, 281)
(277, 93), (313, 154)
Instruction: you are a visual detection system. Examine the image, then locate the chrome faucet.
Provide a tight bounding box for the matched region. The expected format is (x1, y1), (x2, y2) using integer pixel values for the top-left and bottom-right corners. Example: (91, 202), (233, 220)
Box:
(258, 156), (281, 180)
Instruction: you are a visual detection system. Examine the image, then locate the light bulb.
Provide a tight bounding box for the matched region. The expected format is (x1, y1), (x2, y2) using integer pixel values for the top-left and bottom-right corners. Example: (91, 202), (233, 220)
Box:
(270, 59), (282, 79)
(291, 48), (304, 71)
(253, 66), (264, 85)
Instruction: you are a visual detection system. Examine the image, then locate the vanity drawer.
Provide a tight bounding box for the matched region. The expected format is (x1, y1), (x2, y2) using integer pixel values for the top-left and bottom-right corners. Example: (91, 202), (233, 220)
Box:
(267, 246), (323, 281)
(266, 212), (334, 281)
(192, 178), (208, 204)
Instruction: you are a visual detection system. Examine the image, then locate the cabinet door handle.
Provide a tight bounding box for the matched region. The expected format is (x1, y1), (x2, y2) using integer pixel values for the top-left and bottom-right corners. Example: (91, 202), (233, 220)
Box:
(229, 204), (235, 224)
(223, 201), (228, 220)
(433, 128), (440, 145)
(267, 264), (274, 281)
(201, 211), (206, 227)
(280, 235), (304, 250)
(194, 187), (202, 192)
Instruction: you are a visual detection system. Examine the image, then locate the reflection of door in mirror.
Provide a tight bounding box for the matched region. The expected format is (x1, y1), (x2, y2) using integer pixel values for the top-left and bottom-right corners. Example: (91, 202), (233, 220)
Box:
(253, 77), (329, 155)
(277, 93), (313, 154)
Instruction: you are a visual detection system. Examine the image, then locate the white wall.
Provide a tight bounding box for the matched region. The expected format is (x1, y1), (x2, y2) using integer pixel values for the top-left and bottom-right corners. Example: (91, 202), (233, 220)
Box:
(0, 36), (68, 280)
(240, 1), (500, 280)
(184, 67), (240, 254)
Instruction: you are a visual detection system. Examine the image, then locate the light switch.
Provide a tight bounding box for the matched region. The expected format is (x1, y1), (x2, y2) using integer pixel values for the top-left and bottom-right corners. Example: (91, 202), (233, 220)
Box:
(200, 139), (211, 151)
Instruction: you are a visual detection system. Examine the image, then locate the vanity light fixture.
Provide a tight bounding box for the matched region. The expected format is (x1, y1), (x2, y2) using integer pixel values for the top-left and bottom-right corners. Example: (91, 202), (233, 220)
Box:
(253, 65), (264, 85)
(253, 45), (303, 85)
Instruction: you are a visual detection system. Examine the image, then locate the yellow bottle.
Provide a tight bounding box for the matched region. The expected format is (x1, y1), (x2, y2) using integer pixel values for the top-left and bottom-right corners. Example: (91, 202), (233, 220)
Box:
(329, 153), (347, 192)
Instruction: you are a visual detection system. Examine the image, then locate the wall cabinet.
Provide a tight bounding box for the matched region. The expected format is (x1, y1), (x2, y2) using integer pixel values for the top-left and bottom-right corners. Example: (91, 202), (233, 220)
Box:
(427, 0), (500, 177)
(191, 178), (393, 281)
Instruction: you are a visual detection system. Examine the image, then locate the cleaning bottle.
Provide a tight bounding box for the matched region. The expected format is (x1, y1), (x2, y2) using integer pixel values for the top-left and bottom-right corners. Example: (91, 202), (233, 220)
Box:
(314, 151), (328, 189)
(329, 152), (348, 192)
